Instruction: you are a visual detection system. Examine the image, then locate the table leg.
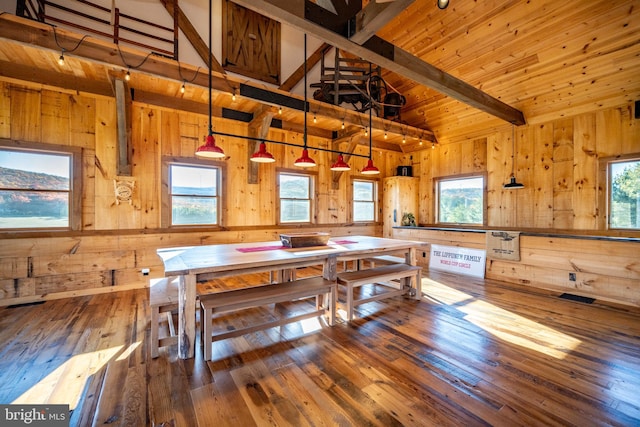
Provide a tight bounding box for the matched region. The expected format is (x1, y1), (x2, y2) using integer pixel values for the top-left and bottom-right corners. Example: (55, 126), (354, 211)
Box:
(323, 255), (338, 281)
(178, 273), (196, 359)
(406, 248), (422, 300)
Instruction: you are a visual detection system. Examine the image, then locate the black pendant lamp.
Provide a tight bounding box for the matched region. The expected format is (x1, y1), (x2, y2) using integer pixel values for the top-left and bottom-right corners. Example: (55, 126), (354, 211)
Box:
(294, 34), (316, 168)
(196, 0), (225, 159)
(503, 125), (524, 189)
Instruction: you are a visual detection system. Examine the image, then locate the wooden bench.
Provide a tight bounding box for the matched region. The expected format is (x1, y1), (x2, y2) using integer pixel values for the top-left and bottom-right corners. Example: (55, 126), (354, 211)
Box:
(358, 254), (406, 270)
(337, 263), (422, 321)
(149, 277), (180, 358)
(199, 277), (336, 361)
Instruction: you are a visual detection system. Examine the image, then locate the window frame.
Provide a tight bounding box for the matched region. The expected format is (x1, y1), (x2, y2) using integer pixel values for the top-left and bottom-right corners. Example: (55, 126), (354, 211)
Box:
(349, 177), (379, 223)
(162, 157), (225, 228)
(434, 172), (487, 226)
(277, 168), (317, 225)
(0, 139), (82, 232)
(598, 153), (640, 231)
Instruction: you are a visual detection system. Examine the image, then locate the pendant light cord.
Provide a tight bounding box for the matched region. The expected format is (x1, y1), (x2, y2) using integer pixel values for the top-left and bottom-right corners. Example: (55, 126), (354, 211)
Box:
(511, 124), (515, 177)
(303, 33), (307, 149)
(208, 0), (213, 136)
(369, 62), (373, 159)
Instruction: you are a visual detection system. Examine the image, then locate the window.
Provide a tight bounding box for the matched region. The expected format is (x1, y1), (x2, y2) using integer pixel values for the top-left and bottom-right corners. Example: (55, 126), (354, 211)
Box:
(609, 158), (640, 229)
(0, 147), (75, 230)
(436, 175), (485, 224)
(279, 172), (313, 223)
(169, 163), (220, 226)
(353, 179), (377, 222)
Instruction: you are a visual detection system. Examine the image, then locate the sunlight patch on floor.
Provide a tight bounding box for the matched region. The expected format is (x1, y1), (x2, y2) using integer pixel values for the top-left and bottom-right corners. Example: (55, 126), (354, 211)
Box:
(12, 344), (124, 409)
(299, 316), (323, 334)
(424, 279), (582, 359)
(116, 341), (142, 361)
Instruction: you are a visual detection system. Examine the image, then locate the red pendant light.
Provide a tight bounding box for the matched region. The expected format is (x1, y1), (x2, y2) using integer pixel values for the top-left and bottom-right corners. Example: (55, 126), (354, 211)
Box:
(294, 148), (316, 167)
(250, 141), (275, 163)
(330, 154), (350, 171)
(196, 0), (224, 159)
(361, 158), (380, 175)
(295, 34), (317, 168)
(196, 134), (225, 158)
(361, 71), (380, 175)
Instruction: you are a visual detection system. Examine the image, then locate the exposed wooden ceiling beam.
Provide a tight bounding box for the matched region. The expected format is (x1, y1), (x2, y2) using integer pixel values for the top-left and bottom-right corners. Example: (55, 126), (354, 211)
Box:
(280, 42), (332, 92)
(0, 14), (435, 145)
(130, 89), (333, 139)
(112, 77), (132, 176)
(158, 0), (226, 77)
(350, 0), (415, 45)
(230, 0), (526, 125)
(0, 59), (114, 97)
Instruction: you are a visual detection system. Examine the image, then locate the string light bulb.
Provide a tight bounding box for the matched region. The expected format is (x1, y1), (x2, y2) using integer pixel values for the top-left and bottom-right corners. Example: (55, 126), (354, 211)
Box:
(125, 69), (131, 81)
(432, 142), (436, 150)
(180, 81), (186, 94)
(58, 50), (65, 66)
(402, 135), (406, 143)
(232, 90), (236, 101)
(384, 131), (388, 139)
(364, 127), (368, 137)
(341, 121), (345, 130)
(313, 114), (317, 124)
(278, 106), (282, 115)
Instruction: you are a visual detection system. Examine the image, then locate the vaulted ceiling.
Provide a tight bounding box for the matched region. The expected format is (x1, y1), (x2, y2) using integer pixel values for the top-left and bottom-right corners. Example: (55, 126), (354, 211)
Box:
(0, 0), (638, 153)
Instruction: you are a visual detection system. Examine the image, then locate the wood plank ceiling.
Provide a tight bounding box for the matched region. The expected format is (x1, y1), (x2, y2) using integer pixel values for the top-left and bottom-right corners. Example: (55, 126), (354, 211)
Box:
(0, 0), (638, 152)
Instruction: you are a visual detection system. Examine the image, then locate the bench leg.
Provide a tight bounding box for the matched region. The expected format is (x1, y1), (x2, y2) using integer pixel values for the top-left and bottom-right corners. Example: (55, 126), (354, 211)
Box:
(347, 284), (355, 321)
(329, 285), (336, 325)
(151, 306), (160, 358)
(414, 270), (422, 300)
(318, 287), (336, 326)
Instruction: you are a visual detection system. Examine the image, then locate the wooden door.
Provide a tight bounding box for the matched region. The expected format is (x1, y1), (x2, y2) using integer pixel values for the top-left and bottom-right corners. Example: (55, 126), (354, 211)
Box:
(222, 0), (281, 85)
(383, 177), (419, 238)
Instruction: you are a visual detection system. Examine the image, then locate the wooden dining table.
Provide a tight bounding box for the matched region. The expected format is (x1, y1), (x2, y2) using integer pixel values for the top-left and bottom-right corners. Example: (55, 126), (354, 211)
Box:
(157, 235), (428, 359)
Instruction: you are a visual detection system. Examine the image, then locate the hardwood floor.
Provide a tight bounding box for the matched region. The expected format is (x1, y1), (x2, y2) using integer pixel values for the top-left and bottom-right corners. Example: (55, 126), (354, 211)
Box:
(1, 269), (639, 426)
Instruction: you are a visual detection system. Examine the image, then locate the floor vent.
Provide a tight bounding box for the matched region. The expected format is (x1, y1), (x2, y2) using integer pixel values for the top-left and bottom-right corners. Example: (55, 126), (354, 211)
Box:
(559, 293), (595, 304)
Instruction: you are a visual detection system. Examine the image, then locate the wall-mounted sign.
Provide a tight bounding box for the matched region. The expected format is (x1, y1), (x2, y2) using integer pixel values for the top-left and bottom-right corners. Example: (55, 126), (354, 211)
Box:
(486, 231), (521, 261)
(429, 244), (486, 278)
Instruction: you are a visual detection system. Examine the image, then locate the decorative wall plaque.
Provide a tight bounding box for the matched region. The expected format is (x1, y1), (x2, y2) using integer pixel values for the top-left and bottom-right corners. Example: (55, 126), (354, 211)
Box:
(114, 177), (135, 205)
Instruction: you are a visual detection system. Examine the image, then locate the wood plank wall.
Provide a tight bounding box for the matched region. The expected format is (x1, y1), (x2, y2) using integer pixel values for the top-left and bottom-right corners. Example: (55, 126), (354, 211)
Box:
(403, 103), (639, 307)
(417, 104), (639, 230)
(393, 227), (639, 307)
(0, 80), (638, 306)
(0, 81), (386, 305)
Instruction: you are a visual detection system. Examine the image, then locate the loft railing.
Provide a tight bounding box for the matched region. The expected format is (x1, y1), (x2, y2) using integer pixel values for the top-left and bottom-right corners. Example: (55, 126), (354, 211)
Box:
(15, 0), (179, 59)
(16, 0), (45, 21)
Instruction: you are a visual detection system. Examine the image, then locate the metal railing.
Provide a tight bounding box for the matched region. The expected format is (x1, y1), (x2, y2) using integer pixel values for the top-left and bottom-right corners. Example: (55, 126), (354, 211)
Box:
(16, 0), (179, 59)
